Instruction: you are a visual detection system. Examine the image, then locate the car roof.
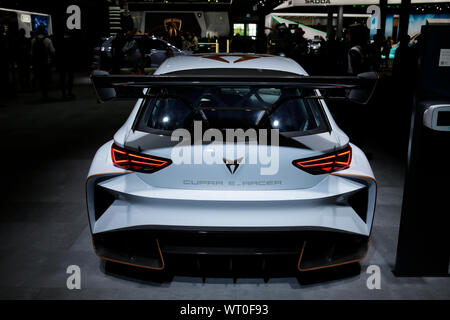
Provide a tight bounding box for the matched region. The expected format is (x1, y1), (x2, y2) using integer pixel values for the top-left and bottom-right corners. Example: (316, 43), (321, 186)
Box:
(154, 53), (308, 76)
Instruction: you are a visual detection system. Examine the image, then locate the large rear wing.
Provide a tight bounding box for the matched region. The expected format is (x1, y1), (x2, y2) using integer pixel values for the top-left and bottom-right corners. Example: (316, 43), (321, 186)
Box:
(91, 71), (378, 105)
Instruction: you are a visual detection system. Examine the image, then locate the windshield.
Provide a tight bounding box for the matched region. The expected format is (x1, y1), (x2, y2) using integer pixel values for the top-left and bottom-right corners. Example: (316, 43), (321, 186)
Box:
(134, 86), (329, 135)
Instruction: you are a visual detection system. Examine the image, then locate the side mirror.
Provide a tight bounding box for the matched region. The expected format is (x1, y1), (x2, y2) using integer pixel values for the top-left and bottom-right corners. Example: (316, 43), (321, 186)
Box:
(91, 70), (116, 103)
(347, 71), (379, 105)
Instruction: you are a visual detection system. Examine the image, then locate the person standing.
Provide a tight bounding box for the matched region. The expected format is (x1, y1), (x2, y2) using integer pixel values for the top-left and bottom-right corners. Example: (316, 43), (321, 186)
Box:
(346, 25), (369, 75)
(32, 24), (55, 100)
(122, 31), (139, 72)
(291, 28), (308, 62)
(368, 33), (383, 72)
(381, 36), (392, 68)
(324, 29), (340, 75)
(17, 28), (32, 91)
(191, 33), (199, 52)
(0, 25), (10, 98)
(56, 30), (77, 100)
(111, 31), (125, 74)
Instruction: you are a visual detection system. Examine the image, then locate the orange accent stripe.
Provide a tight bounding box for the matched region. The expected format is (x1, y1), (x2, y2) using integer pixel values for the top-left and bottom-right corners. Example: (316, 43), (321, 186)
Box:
(113, 159), (128, 164)
(337, 150), (351, 157)
(112, 148), (127, 154)
(86, 172), (165, 271)
(130, 159), (166, 167)
(111, 148), (129, 165)
(297, 170), (376, 271)
(233, 56), (262, 63)
(298, 154), (336, 164)
(297, 240), (370, 272)
(300, 161), (334, 168)
(128, 153), (167, 163)
(201, 55), (230, 63)
(297, 146), (352, 166)
(96, 239), (165, 271)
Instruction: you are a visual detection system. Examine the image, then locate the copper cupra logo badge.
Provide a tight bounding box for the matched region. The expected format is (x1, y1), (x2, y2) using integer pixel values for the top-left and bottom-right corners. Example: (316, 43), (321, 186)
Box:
(222, 157), (244, 174)
(200, 54), (270, 64)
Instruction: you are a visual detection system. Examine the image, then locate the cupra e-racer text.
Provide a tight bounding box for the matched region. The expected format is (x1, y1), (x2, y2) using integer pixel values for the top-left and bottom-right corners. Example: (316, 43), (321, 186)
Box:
(88, 54), (377, 272)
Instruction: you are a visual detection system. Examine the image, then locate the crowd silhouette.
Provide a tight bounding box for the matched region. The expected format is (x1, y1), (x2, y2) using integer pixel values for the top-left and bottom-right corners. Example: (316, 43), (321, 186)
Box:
(0, 23), (80, 101)
(0, 20), (414, 102)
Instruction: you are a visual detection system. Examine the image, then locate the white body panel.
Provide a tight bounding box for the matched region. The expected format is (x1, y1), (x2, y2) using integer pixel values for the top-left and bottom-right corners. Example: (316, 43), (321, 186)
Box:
(86, 54), (377, 269)
(87, 140), (375, 237)
(154, 54), (308, 76)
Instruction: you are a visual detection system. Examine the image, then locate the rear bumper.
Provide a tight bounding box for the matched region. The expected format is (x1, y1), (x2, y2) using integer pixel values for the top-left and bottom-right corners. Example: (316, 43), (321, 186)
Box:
(92, 228), (369, 271)
(87, 172), (376, 236)
(86, 166), (375, 272)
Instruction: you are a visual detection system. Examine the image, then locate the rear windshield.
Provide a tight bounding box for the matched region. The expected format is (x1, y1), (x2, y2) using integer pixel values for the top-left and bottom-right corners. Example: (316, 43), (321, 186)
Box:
(134, 86), (329, 135)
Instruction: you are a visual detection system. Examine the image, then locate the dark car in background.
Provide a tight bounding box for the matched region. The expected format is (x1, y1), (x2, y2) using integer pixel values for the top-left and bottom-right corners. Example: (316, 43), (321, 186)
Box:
(308, 38), (324, 55)
(92, 34), (191, 73)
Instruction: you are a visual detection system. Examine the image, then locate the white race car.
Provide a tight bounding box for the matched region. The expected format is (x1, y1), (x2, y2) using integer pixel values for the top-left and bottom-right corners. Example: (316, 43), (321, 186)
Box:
(88, 54), (377, 272)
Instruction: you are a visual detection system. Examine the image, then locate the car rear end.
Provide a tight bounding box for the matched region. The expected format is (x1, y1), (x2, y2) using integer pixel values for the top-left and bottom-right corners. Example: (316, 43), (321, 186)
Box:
(86, 77), (376, 272)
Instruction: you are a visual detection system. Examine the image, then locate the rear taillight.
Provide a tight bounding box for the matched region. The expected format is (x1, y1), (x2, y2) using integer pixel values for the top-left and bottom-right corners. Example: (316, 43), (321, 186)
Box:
(111, 143), (172, 173)
(293, 145), (352, 175)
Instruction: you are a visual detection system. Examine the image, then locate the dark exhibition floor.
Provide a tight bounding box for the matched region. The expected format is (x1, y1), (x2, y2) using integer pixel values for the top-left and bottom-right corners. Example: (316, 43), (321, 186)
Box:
(0, 76), (448, 299)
